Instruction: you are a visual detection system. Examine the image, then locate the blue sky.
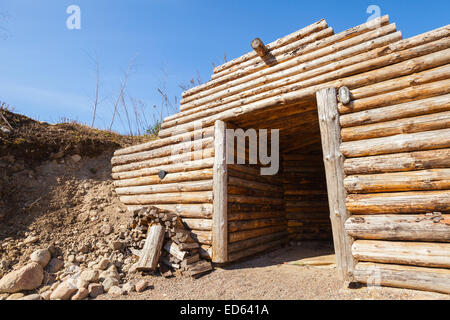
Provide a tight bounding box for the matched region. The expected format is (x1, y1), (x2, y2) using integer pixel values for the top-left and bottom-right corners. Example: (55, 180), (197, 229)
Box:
(0, 0), (449, 133)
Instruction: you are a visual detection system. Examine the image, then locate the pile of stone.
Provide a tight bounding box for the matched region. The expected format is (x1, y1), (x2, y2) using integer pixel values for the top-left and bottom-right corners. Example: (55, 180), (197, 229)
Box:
(0, 244), (150, 300)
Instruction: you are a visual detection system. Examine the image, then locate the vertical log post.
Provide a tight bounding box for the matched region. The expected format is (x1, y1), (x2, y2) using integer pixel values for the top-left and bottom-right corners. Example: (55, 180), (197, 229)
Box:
(316, 87), (355, 281)
(213, 120), (228, 263)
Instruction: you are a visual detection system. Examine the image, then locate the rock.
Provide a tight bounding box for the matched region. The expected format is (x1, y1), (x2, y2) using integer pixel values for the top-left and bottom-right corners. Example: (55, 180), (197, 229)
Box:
(71, 154), (82, 163)
(101, 224), (113, 235)
(20, 294), (41, 300)
(111, 241), (125, 251)
(76, 279), (89, 289)
(46, 258), (64, 273)
(50, 280), (77, 300)
(96, 258), (110, 270)
(6, 293), (25, 300)
(108, 286), (123, 296)
(102, 277), (119, 292)
(79, 243), (90, 254)
(41, 290), (52, 300)
(122, 282), (135, 293)
(47, 245), (62, 258)
(80, 269), (99, 283)
(0, 262), (44, 293)
(71, 288), (89, 300)
(24, 236), (39, 244)
(135, 280), (149, 293)
(88, 283), (104, 298)
(30, 249), (51, 267)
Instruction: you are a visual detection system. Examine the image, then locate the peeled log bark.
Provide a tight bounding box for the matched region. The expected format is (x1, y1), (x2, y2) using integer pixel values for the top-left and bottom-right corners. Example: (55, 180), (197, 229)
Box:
(120, 191), (213, 205)
(340, 83), (450, 129)
(339, 78), (450, 115)
(341, 110), (450, 142)
(352, 240), (450, 268)
(126, 204), (213, 219)
(183, 218), (213, 231)
(136, 225), (165, 271)
(115, 180), (213, 196)
(353, 262), (450, 294)
(113, 126), (214, 157)
(344, 214), (450, 241)
(343, 148), (450, 175)
(112, 157), (214, 180)
(113, 169), (213, 188)
(111, 137), (214, 166)
(346, 190), (450, 214)
(344, 168), (450, 193)
(340, 128), (450, 158)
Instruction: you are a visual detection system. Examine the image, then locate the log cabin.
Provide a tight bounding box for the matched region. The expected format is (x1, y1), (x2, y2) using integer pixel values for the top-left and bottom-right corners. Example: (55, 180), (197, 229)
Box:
(111, 16), (450, 294)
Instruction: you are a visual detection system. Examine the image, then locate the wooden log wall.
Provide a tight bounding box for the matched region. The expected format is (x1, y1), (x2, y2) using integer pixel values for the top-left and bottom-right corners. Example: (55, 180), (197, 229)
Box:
(282, 152), (332, 241)
(227, 163), (287, 262)
(338, 45), (450, 293)
(110, 126), (216, 259)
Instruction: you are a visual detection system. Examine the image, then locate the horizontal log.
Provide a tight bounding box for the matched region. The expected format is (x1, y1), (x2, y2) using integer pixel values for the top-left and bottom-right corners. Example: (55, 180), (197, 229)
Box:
(344, 214), (450, 242)
(227, 195), (285, 205)
(112, 148), (214, 173)
(289, 233), (332, 241)
(341, 110), (450, 142)
(346, 190), (450, 214)
(340, 93), (450, 129)
(112, 157), (214, 180)
(190, 230), (212, 245)
(113, 126), (214, 156)
(340, 128), (450, 158)
(352, 240), (450, 268)
(126, 204), (212, 218)
(111, 137), (214, 166)
(182, 218), (212, 231)
(287, 220), (331, 227)
(228, 186), (284, 198)
(120, 191), (213, 205)
(164, 241), (187, 261)
(228, 239), (286, 262)
(229, 225), (286, 243)
(286, 212), (329, 220)
(228, 176), (280, 192)
(228, 211), (286, 222)
(343, 148), (450, 175)
(113, 169), (213, 188)
(228, 231), (287, 254)
(344, 169), (450, 193)
(228, 218), (286, 233)
(353, 262), (450, 294)
(115, 180), (213, 195)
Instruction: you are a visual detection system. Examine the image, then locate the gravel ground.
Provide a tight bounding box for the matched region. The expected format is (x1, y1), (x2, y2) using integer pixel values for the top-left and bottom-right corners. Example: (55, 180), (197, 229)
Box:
(100, 242), (450, 300)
